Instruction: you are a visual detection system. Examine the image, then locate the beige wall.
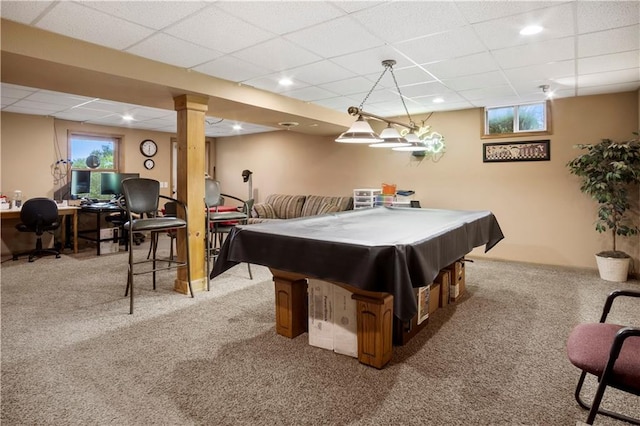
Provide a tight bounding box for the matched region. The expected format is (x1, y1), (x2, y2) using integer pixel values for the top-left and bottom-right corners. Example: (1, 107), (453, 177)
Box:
(1, 113), (179, 254)
(215, 92), (640, 272)
(3, 92), (639, 271)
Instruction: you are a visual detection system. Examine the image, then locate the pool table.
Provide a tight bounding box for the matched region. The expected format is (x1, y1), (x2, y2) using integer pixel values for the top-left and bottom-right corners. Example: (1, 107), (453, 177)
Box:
(211, 207), (504, 368)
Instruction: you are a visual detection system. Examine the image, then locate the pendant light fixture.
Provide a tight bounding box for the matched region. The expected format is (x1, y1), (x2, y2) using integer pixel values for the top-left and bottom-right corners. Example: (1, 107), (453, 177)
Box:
(335, 60), (446, 159)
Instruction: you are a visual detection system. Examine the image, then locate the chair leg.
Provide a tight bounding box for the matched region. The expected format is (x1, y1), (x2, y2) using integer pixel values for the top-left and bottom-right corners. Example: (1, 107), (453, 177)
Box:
(575, 371), (640, 425)
(247, 263), (253, 280)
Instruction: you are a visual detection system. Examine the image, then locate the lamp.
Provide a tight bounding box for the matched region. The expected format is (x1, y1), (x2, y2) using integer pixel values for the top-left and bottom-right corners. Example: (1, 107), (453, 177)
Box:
(369, 123), (410, 148)
(242, 169), (253, 200)
(336, 59), (446, 159)
(335, 115), (383, 143)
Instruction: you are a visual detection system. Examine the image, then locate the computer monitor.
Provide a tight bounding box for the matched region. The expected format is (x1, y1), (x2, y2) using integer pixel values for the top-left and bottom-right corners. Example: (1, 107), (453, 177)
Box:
(100, 172), (140, 197)
(70, 170), (91, 199)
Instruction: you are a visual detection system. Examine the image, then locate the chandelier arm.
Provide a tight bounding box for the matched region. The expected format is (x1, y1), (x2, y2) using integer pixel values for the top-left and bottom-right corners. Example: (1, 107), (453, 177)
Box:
(347, 107), (415, 131)
(388, 66), (413, 126)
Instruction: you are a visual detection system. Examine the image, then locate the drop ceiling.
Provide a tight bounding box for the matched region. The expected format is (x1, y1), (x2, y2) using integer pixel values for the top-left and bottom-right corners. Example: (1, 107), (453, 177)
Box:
(1, 1), (639, 138)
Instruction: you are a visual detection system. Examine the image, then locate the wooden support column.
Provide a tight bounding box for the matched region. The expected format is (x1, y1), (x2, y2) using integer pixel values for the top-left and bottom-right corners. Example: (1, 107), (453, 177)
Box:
(270, 269), (308, 338)
(173, 94), (208, 294)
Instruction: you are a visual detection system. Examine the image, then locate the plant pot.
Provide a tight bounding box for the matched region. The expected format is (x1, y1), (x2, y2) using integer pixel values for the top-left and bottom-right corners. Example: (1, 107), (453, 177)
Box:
(595, 254), (630, 282)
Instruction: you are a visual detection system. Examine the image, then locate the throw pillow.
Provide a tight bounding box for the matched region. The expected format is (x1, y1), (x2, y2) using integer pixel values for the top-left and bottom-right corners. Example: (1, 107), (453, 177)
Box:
(253, 203), (277, 219)
(318, 203), (341, 215)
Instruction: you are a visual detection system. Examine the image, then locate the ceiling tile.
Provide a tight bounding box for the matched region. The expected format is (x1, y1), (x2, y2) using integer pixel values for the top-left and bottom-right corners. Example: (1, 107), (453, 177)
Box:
(331, 1), (384, 14)
(36, 2), (154, 50)
(443, 71), (510, 92)
(394, 27), (487, 64)
(193, 55), (272, 82)
(502, 60), (576, 84)
(423, 52), (500, 80)
(164, 5), (275, 54)
(578, 25), (640, 57)
(26, 91), (96, 107)
(577, 81), (640, 96)
(5, 99), (63, 114)
(127, 33), (222, 68)
(576, 1), (640, 34)
(232, 38), (322, 71)
(318, 76), (381, 97)
(216, 1), (344, 35)
(578, 51), (640, 75)
(284, 15), (384, 58)
(286, 61), (356, 86)
(459, 85), (519, 102)
(398, 81), (453, 98)
(243, 74), (311, 94)
(352, 1), (467, 44)
(284, 86), (339, 102)
(330, 46), (414, 74)
(0, 1), (56, 24)
(577, 69), (640, 87)
(472, 3), (575, 50)
(1, 84), (38, 100)
(81, 1), (209, 30)
(454, 1), (559, 24)
(492, 36), (575, 69)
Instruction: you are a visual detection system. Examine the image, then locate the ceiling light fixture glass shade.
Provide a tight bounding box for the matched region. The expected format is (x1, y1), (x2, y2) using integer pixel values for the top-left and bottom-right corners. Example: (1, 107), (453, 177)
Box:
(335, 115), (383, 143)
(369, 124), (410, 148)
(392, 131), (427, 151)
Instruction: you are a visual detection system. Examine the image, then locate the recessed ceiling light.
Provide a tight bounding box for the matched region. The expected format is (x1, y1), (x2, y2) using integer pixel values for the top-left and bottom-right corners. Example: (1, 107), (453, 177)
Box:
(433, 98), (444, 103)
(520, 25), (543, 35)
(122, 114), (133, 121)
(279, 78), (293, 86)
(232, 124), (242, 130)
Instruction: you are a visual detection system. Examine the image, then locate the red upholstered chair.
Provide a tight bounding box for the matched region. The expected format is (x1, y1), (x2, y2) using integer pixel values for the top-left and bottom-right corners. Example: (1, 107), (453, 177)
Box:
(566, 289), (640, 425)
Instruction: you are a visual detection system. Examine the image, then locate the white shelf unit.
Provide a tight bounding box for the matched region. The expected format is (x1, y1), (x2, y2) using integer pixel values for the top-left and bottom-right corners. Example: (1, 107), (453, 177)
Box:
(353, 188), (382, 209)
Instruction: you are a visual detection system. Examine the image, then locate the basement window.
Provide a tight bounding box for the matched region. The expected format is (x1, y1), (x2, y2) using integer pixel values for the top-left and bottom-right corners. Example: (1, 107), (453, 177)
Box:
(483, 101), (550, 139)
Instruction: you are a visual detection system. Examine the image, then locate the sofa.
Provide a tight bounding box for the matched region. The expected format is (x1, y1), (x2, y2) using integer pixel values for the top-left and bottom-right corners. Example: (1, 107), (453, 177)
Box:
(249, 194), (353, 224)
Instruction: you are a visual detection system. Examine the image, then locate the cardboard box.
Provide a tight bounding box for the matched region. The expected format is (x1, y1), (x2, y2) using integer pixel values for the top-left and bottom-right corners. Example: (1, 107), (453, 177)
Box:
(332, 285), (357, 358)
(437, 270), (450, 307)
(446, 259), (466, 302)
(393, 282), (440, 346)
(308, 279), (334, 350)
(99, 227), (119, 255)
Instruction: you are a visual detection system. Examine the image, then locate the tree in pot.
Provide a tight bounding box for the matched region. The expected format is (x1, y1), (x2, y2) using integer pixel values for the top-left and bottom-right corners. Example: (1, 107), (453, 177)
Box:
(567, 133), (640, 281)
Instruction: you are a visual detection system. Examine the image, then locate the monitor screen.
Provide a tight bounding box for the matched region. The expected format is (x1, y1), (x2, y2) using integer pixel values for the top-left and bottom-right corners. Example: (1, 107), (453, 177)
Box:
(100, 172), (140, 196)
(70, 170), (91, 198)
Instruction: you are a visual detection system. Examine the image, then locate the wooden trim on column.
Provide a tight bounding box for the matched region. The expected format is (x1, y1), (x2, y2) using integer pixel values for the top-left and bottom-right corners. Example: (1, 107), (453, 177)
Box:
(173, 94), (208, 294)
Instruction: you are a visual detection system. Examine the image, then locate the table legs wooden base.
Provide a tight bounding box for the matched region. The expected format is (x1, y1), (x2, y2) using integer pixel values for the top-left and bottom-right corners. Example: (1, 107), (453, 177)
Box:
(270, 268), (394, 369)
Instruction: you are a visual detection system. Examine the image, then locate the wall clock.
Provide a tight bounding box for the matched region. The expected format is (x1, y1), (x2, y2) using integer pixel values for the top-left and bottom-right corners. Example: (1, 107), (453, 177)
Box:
(144, 158), (155, 170)
(140, 139), (157, 157)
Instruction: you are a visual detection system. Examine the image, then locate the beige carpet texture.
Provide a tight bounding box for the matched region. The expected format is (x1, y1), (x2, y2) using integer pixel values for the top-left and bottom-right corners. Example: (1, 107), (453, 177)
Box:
(1, 240), (639, 425)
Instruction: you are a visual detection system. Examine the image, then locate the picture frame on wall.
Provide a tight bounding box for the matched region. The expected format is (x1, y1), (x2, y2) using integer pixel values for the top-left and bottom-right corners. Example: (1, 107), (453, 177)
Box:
(483, 140), (550, 163)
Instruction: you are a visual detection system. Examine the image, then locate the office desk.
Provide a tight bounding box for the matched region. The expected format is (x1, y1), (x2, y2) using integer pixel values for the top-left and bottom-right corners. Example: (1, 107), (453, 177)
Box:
(211, 207), (504, 368)
(78, 203), (124, 256)
(1, 205), (79, 254)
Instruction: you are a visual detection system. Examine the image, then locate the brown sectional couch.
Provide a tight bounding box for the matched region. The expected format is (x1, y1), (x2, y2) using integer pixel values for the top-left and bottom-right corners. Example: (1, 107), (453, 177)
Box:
(249, 194), (353, 224)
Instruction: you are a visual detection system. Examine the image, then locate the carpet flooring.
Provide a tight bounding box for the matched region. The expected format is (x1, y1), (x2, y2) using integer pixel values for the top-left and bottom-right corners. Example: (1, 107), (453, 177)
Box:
(1, 242), (639, 425)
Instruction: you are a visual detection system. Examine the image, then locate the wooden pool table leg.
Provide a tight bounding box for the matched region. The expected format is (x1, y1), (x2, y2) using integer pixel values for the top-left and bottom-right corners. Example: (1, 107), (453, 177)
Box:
(271, 270), (308, 338)
(270, 268), (393, 369)
(352, 293), (394, 369)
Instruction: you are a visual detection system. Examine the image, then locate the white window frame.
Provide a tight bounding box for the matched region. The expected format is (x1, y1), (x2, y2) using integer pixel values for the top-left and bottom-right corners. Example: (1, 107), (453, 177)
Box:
(482, 101), (551, 139)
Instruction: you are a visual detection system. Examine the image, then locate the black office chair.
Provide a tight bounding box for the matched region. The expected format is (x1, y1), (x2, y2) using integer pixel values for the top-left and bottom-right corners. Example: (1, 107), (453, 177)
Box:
(120, 178), (193, 314)
(13, 197), (61, 262)
(204, 178), (252, 289)
(566, 289), (640, 425)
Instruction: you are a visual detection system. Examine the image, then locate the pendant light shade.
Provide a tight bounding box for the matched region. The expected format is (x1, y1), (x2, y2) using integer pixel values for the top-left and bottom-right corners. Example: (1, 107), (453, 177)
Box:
(335, 116), (383, 143)
(392, 131), (427, 151)
(369, 124), (410, 148)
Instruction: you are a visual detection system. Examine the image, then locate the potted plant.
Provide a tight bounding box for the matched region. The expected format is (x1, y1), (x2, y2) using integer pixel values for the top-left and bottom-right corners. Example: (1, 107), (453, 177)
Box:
(566, 133), (640, 282)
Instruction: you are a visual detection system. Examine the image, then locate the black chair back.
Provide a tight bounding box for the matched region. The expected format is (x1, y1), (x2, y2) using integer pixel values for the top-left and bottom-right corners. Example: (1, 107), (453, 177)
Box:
(122, 178), (160, 216)
(19, 198), (59, 234)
